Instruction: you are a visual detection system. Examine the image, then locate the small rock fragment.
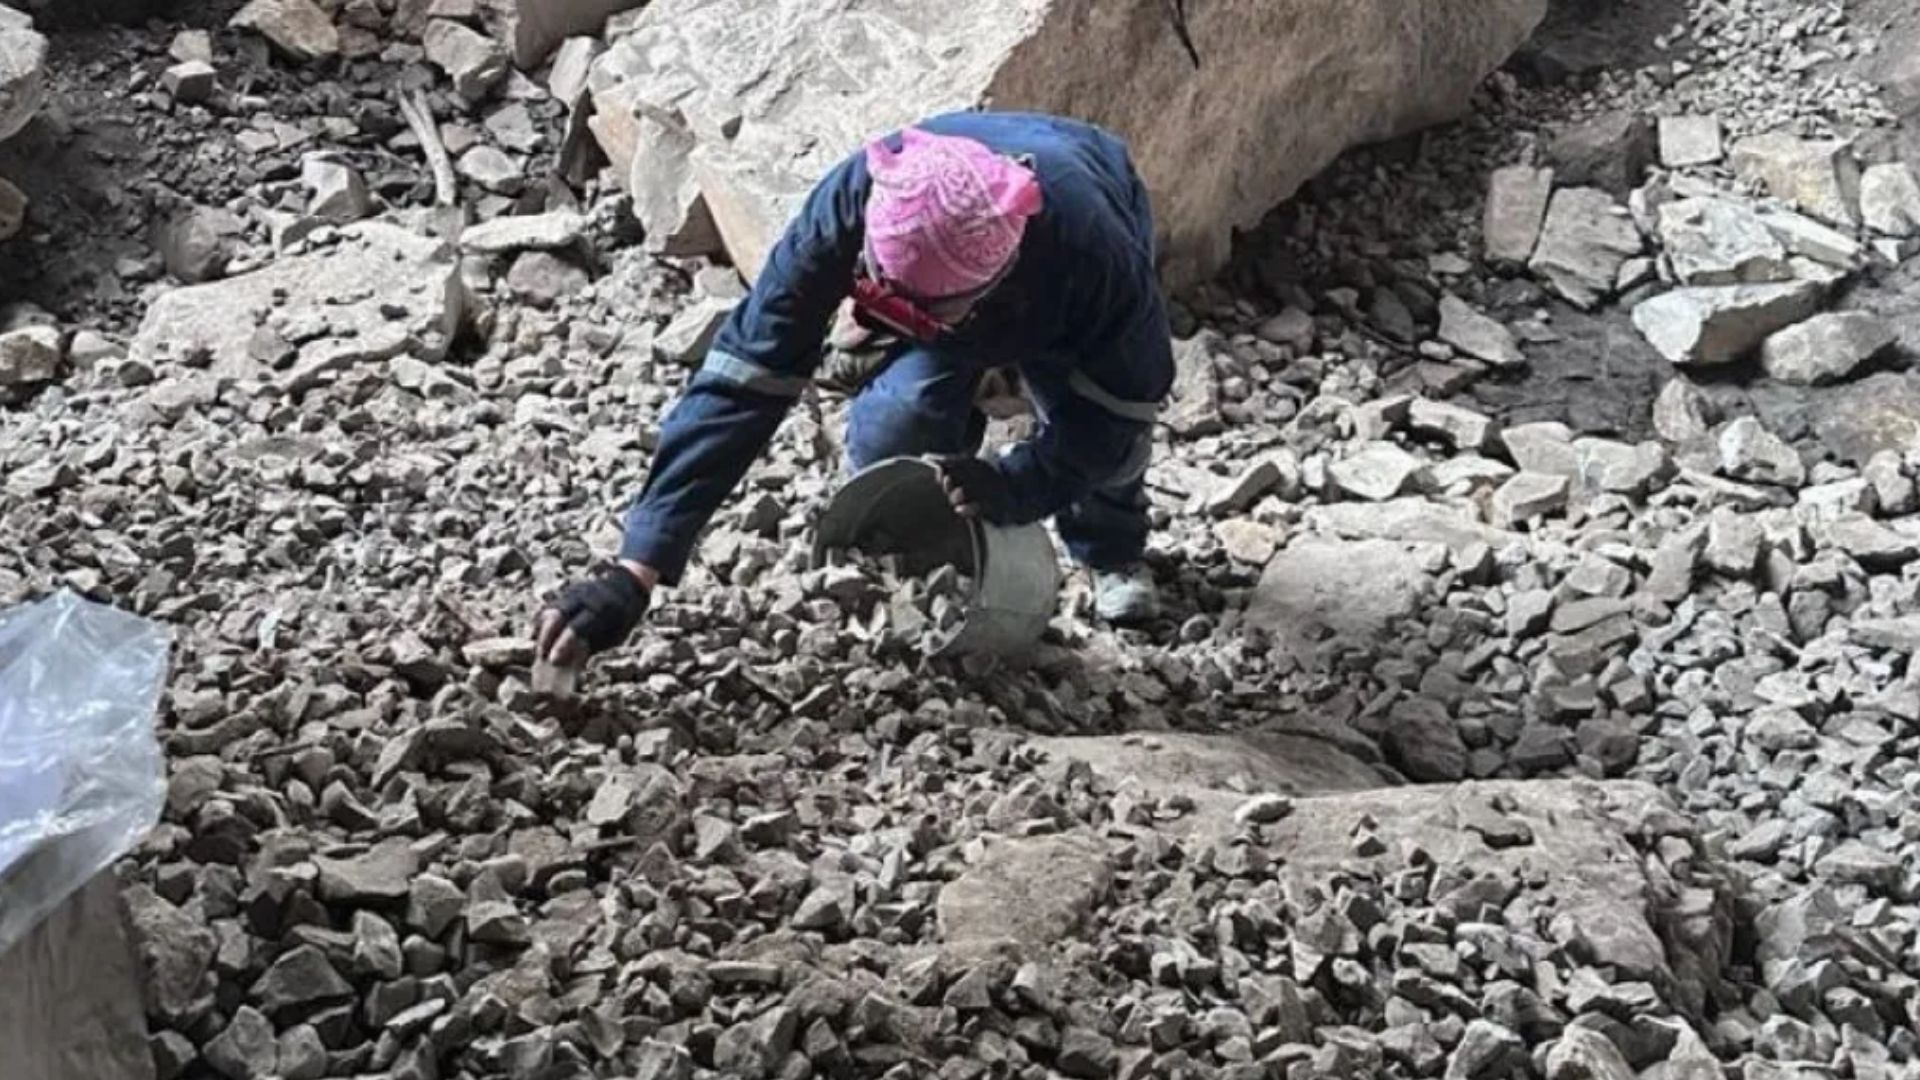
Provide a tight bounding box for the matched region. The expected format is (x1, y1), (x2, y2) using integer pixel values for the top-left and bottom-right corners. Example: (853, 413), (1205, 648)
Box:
(1330, 442), (1425, 502)
(1719, 416), (1805, 488)
(1492, 472), (1571, 526)
(1436, 295), (1525, 367)
(302, 154), (371, 222)
(161, 60), (217, 103)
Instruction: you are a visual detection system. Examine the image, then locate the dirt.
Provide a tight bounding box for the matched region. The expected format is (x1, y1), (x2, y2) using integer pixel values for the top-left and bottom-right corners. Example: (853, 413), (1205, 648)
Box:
(0, 3), (424, 330)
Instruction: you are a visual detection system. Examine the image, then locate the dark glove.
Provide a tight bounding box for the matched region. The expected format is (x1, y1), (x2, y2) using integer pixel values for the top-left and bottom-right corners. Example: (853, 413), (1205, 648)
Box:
(541, 564), (651, 658)
(931, 455), (1016, 524)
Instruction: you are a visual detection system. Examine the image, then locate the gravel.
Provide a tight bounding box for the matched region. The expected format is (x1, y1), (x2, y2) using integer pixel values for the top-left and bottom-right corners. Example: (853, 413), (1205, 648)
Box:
(4, 0), (1920, 1078)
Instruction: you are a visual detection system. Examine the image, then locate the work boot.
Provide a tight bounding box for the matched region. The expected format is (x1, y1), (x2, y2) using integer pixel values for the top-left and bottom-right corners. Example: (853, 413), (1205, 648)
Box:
(1093, 564), (1159, 624)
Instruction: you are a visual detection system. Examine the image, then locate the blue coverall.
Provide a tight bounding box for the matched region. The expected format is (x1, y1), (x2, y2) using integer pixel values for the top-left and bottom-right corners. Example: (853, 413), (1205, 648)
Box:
(621, 112), (1176, 583)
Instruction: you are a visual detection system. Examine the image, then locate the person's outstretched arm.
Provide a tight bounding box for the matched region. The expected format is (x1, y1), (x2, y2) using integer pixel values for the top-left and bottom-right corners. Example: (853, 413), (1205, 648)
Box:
(620, 155), (869, 586)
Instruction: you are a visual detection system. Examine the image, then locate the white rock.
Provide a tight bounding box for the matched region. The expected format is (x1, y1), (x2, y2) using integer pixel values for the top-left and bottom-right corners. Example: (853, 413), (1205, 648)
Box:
(1215, 519), (1282, 566)
(1426, 455), (1514, 492)
(1719, 416), (1805, 489)
(0, 325), (61, 386)
(170, 29), (214, 64)
(1759, 313), (1896, 386)
(460, 211), (587, 254)
(1655, 198), (1791, 285)
(547, 35), (603, 105)
(230, 0), (340, 62)
(1436, 294), (1525, 367)
(457, 145), (522, 193)
(1502, 421), (1578, 476)
(1205, 453), (1297, 516)
(161, 60), (217, 103)
(1865, 452), (1917, 515)
(1753, 207), (1864, 269)
(1859, 162), (1920, 238)
(1729, 134), (1862, 227)
(1630, 282), (1823, 367)
(1528, 187), (1645, 309)
(628, 112), (724, 258)
(1492, 472), (1570, 527)
(1329, 442), (1426, 502)
(424, 18), (510, 101)
(1408, 398), (1495, 451)
(1658, 115), (1723, 168)
(1652, 377), (1714, 444)
(1484, 165), (1555, 265)
(653, 297), (735, 366)
(1572, 437), (1671, 496)
(66, 330), (124, 371)
(0, 23), (48, 142)
(302, 155), (372, 222)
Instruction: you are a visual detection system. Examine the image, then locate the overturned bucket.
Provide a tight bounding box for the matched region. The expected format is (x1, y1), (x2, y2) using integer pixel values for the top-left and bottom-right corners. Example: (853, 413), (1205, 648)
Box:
(812, 457), (1061, 659)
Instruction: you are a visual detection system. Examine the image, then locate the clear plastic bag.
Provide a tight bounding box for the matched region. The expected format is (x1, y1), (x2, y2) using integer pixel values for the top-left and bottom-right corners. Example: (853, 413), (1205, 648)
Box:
(0, 590), (171, 956)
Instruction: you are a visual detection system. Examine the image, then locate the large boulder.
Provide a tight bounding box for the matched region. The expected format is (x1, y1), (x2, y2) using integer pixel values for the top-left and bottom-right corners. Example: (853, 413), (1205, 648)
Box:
(584, 0), (1548, 284)
(0, 23), (49, 143)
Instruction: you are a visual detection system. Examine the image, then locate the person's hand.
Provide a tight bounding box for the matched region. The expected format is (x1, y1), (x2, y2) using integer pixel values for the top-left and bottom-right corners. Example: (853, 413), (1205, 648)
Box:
(931, 455), (1015, 524)
(535, 562), (655, 666)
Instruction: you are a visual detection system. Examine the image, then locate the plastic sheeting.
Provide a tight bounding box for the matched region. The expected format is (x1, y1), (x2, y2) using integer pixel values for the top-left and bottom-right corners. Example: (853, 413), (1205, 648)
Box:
(0, 590), (171, 956)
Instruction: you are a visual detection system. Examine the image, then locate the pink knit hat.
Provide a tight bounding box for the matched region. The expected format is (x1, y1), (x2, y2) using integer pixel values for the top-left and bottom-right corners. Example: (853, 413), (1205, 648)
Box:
(864, 128), (1043, 301)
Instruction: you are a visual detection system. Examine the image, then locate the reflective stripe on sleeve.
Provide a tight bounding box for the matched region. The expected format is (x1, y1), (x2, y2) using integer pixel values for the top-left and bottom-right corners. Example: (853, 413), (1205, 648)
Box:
(701, 349), (811, 398)
(1068, 369), (1162, 423)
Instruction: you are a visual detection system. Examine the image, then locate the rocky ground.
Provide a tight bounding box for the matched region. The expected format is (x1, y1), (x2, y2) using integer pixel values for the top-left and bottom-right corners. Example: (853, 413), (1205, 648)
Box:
(4, 1), (1920, 1079)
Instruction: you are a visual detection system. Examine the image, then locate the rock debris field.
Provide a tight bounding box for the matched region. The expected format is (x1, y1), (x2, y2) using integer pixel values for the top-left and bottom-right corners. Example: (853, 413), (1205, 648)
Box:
(5, 1), (1920, 1079)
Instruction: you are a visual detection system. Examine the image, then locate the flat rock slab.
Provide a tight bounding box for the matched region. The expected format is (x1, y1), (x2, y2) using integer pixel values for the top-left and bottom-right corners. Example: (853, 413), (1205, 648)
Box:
(1483, 165), (1554, 265)
(1655, 198), (1791, 286)
(1246, 537), (1447, 661)
(1729, 133), (1862, 227)
(1528, 187), (1644, 309)
(1266, 779), (1712, 985)
(1811, 372), (1920, 466)
(585, 0), (1547, 285)
(1304, 498), (1522, 556)
(937, 833), (1111, 948)
(129, 223), (467, 394)
(1032, 732), (1389, 838)
(1760, 312), (1896, 386)
(1631, 281), (1822, 367)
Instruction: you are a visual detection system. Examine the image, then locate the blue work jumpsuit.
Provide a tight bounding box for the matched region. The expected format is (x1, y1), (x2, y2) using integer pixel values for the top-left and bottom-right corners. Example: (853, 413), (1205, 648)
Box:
(621, 112), (1176, 582)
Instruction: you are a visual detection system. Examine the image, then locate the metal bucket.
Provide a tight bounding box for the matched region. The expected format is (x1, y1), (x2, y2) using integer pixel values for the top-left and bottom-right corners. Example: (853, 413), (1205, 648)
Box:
(812, 457), (1061, 659)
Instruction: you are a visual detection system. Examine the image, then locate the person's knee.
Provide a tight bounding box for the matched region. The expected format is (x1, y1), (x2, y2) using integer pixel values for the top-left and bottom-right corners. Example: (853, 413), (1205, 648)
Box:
(845, 353), (981, 469)
(846, 393), (937, 470)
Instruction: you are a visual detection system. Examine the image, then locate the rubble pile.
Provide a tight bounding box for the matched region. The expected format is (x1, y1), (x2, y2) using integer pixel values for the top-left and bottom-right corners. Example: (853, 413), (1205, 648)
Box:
(2, 0), (1920, 1079)
(810, 548), (978, 657)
